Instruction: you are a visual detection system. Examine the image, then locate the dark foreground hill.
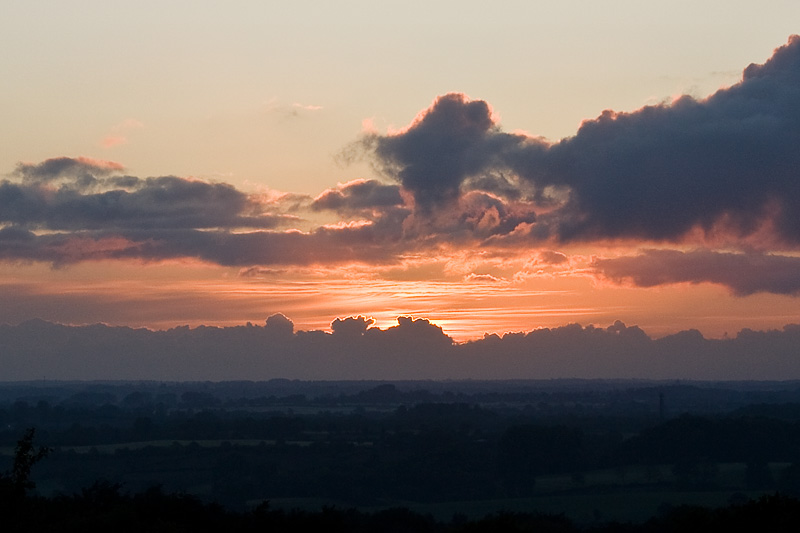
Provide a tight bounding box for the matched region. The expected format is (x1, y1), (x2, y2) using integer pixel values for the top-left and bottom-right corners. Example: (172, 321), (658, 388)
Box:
(5, 380), (800, 528)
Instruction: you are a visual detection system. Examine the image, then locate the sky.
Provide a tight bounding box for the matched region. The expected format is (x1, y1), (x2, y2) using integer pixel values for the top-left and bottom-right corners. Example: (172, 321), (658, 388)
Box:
(2, 1), (800, 348)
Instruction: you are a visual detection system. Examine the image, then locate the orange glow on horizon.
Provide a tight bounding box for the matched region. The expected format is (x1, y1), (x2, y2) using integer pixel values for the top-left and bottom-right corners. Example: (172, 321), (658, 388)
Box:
(2, 257), (798, 343)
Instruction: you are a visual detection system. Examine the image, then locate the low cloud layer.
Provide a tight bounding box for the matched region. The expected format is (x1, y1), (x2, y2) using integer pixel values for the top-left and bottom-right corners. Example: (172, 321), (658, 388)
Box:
(0, 222), (405, 267)
(2, 317), (799, 380)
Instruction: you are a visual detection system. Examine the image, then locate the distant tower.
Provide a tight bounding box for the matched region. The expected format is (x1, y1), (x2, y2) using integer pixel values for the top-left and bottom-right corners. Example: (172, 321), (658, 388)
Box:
(659, 392), (665, 422)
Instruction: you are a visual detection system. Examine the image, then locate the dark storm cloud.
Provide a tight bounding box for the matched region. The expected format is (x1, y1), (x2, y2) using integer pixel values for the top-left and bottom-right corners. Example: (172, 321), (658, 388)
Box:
(361, 36), (800, 248)
(534, 35), (800, 244)
(360, 93), (527, 212)
(594, 249), (800, 296)
(522, 35), (800, 243)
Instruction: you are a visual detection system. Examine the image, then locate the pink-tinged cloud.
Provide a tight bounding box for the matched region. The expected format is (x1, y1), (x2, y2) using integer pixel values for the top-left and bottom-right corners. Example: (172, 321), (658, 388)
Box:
(100, 119), (143, 148)
(538, 251), (568, 265)
(292, 102), (323, 111)
(101, 136), (128, 148)
(464, 273), (504, 283)
(593, 249), (800, 296)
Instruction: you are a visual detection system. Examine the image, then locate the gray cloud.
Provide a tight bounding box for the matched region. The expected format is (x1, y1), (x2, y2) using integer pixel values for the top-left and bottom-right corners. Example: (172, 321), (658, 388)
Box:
(311, 179), (404, 213)
(5, 157), (295, 232)
(14, 156), (124, 184)
(594, 249), (800, 296)
(0, 175), (287, 231)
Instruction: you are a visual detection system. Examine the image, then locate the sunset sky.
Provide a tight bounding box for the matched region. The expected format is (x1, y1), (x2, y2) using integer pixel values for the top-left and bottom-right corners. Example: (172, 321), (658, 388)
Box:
(2, 2), (800, 342)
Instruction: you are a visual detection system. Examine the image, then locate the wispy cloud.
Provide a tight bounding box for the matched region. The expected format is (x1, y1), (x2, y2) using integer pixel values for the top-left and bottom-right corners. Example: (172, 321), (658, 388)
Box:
(292, 102), (323, 111)
(262, 98), (324, 119)
(100, 119), (143, 149)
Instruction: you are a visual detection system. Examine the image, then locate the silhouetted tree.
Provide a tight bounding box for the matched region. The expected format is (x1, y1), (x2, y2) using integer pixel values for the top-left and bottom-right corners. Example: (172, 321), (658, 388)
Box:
(0, 427), (50, 499)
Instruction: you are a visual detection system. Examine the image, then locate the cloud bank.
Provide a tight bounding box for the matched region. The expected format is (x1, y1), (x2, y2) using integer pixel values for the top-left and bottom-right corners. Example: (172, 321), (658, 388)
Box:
(2, 317), (799, 381)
